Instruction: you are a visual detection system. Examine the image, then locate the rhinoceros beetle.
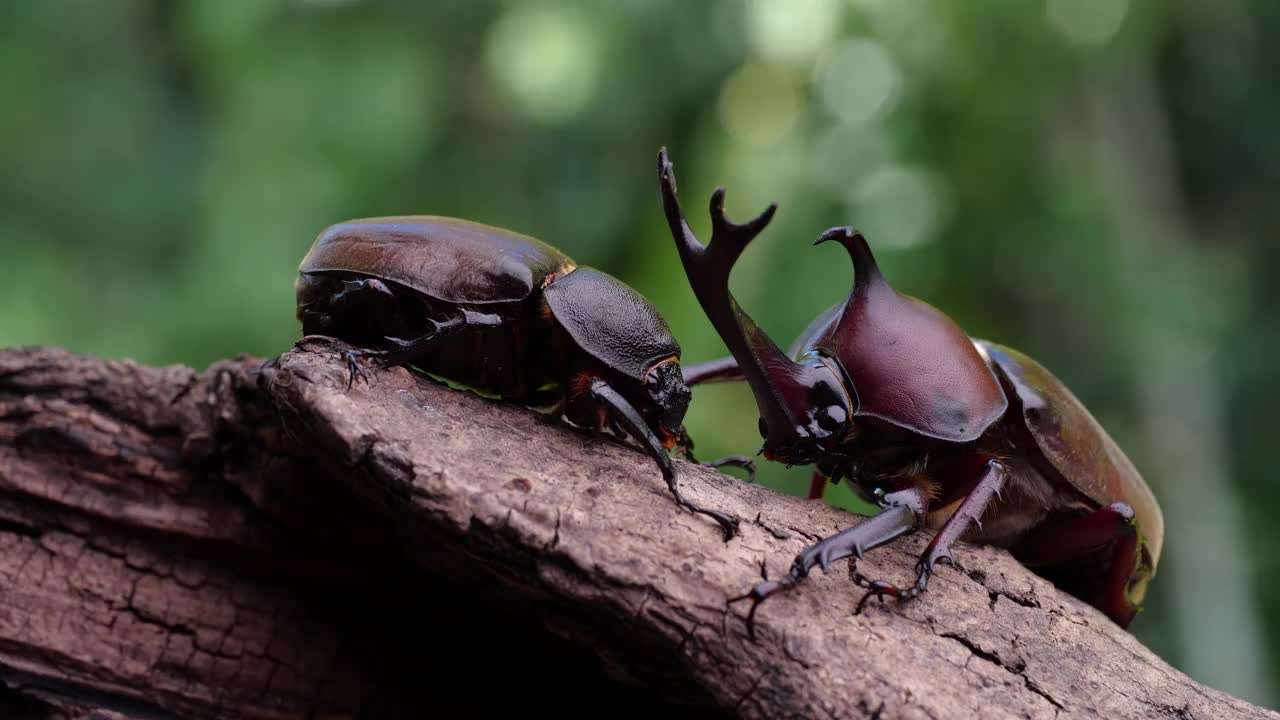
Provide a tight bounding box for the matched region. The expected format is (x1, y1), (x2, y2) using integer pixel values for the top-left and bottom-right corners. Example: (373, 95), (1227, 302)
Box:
(657, 149), (1163, 632)
(295, 216), (753, 539)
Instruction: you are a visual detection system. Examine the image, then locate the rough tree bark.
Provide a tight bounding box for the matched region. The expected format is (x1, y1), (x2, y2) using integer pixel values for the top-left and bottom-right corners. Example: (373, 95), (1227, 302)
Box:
(0, 343), (1273, 720)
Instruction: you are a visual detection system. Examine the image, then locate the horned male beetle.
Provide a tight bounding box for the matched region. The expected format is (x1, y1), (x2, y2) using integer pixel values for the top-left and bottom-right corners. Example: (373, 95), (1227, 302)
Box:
(296, 216), (753, 540)
(657, 149), (1162, 632)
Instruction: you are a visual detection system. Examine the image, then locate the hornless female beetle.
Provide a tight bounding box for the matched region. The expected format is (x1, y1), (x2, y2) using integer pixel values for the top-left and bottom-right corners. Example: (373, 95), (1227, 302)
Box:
(657, 149), (1163, 631)
(295, 216), (753, 539)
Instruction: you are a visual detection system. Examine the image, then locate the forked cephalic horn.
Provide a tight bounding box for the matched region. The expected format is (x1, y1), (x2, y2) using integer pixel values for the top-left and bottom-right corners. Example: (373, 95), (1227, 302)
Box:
(657, 148), (842, 449)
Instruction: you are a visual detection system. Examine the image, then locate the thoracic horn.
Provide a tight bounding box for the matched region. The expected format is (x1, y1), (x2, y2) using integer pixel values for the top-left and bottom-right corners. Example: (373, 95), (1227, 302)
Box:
(815, 226), (1007, 442)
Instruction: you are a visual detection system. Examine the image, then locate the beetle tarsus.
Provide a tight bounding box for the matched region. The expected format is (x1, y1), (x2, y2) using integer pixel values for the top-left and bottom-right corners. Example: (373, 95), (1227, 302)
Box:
(337, 314), (476, 391)
(675, 491), (739, 542)
(852, 573), (902, 615)
(342, 350), (370, 390)
(671, 432), (755, 482)
(702, 455), (756, 483)
(665, 471), (740, 540)
(729, 495), (922, 635)
(853, 460), (1005, 613)
(851, 560), (936, 614)
(728, 561), (799, 641)
(590, 378), (740, 540)
(730, 578), (795, 642)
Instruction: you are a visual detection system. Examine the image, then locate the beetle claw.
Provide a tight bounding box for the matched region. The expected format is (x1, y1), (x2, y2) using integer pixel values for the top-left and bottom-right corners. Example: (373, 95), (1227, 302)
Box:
(854, 579), (900, 615)
(708, 511), (740, 542)
(342, 350), (370, 390)
(729, 577), (794, 641)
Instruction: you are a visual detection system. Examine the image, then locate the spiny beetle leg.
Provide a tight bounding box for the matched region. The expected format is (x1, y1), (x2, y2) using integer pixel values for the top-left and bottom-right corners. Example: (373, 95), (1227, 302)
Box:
(728, 490), (924, 638)
(1012, 501), (1140, 625)
(591, 379), (739, 541)
(1013, 501), (1135, 567)
(332, 277), (394, 305)
(288, 335), (369, 389)
(855, 459), (1006, 612)
(794, 500), (918, 575)
(340, 335), (433, 390)
(340, 310), (503, 391)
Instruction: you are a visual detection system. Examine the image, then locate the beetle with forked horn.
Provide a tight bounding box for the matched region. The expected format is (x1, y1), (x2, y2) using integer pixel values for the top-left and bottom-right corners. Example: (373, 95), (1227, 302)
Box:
(657, 148), (1162, 635)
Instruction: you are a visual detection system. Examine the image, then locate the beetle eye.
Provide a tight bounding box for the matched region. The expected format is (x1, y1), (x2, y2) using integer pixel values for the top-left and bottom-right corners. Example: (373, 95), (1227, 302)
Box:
(816, 405), (847, 434)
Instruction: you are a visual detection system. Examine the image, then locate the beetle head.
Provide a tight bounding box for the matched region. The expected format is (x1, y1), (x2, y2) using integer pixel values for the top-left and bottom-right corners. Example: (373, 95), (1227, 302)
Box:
(644, 357), (692, 438)
(754, 352), (856, 466)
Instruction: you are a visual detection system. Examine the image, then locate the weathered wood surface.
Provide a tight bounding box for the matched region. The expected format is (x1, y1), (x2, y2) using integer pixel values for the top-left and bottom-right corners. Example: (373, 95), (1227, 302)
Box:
(0, 343), (1273, 719)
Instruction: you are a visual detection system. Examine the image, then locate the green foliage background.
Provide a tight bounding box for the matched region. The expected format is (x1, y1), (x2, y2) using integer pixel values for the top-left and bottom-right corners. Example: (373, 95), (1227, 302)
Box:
(2, 0), (1276, 706)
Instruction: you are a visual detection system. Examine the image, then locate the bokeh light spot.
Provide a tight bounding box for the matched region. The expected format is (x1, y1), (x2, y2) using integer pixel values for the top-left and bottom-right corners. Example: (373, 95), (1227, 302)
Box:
(747, 0), (841, 65)
(815, 38), (901, 125)
(1047, 0), (1129, 46)
(848, 164), (950, 249)
(718, 63), (803, 146)
(486, 5), (599, 123)
(808, 122), (891, 196)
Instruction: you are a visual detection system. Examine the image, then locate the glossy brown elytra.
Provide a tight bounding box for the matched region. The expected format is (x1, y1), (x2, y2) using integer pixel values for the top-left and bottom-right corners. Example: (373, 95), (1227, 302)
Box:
(658, 148), (1162, 632)
(295, 216), (753, 539)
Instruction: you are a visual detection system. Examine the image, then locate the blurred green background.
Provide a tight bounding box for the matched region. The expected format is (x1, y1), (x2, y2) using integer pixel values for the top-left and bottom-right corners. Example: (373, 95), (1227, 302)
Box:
(1, 0), (1276, 707)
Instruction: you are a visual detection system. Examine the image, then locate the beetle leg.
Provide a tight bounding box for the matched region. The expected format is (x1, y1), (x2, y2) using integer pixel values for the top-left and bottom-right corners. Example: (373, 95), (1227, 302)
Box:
(853, 459), (1007, 613)
(342, 310), (503, 389)
(589, 380), (739, 541)
(1011, 502), (1143, 626)
(342, 352), (370, 390)
(1101, 523), (1141, 627)
(682, 356), (743, 386)
(808, 470), (827, 500)
(1013, 502), (1135, 566)
(674, 428), (756, 482)
(729, 486), (926, 640)
(700, 455), (756, 483)
(332, 277), (394, 304)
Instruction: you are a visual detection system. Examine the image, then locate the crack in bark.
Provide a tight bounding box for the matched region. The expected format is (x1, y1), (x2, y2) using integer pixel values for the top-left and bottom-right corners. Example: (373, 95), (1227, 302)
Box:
(940, 631), (1064, 712)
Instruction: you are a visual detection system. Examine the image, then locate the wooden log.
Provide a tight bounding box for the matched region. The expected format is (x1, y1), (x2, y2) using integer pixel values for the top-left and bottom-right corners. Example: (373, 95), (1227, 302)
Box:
(0, 343), (1273, 719)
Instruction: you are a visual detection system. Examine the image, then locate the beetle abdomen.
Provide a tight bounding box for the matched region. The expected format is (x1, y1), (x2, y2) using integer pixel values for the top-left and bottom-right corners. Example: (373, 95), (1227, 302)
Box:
(976, 340), (1164, 569)
(300, 216), (576, 305)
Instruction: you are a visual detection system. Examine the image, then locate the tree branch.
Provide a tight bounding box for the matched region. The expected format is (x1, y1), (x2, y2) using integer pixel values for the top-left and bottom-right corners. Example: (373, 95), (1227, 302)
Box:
(0, 343), (1272, 719)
